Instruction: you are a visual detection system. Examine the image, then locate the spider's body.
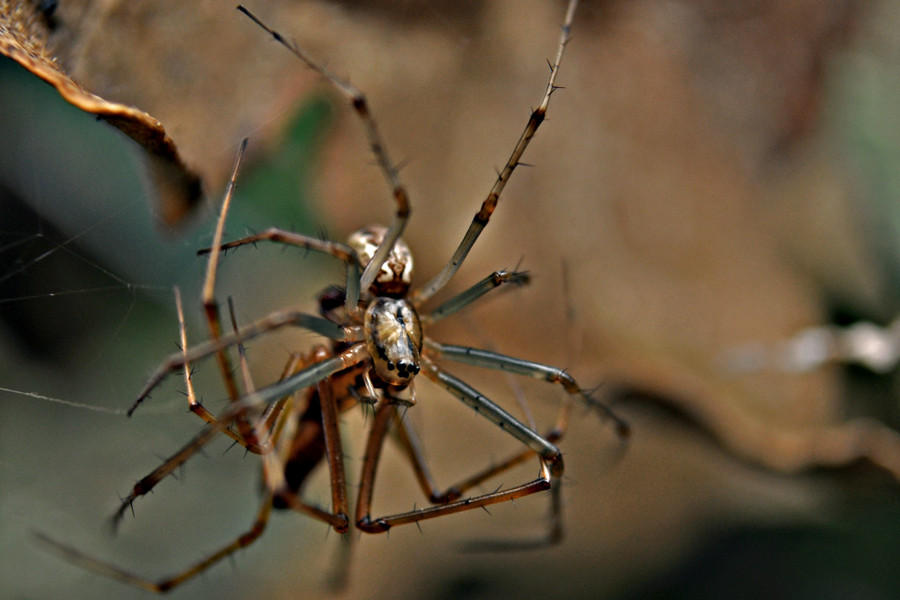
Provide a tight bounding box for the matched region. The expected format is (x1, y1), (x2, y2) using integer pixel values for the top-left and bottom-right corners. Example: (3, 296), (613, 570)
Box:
(273, 228), (421, 508)
(348, 225), (423, 388)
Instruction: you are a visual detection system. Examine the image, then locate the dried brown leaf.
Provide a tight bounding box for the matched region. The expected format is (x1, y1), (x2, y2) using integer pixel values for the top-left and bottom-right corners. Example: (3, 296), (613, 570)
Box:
(0, 0), (201, 226)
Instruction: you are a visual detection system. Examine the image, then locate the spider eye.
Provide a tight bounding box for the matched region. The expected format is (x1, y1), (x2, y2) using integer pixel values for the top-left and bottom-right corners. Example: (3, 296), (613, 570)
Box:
(395, 359), (419, 379)
(348, 225), (413, 297)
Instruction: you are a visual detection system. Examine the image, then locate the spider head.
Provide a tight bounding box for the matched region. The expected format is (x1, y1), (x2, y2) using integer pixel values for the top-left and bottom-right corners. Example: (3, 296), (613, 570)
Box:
(364, 297), (423, 386)
(348, 225), (413, 297)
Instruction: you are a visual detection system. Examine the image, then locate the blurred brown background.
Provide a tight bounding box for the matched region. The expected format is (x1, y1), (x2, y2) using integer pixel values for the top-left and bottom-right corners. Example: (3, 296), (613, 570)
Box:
(3, 1), (900, 599)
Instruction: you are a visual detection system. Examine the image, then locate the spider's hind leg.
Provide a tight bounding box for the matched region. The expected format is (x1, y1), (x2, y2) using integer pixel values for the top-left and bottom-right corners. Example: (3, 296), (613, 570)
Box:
(236, 5), (411, 295)
(412, 0), (580, 305)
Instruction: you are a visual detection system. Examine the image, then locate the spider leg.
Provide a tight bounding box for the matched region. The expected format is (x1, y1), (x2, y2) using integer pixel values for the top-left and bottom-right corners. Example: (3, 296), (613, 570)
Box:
(110, 374), (288, 532)
(420, 269), (530, 324)
(237, 6), (410, 295)
(34, 494), (272, 594)
(197, 230), (362, 313)
(196, 139), (262, 447)
(387, 362), (575, 539)
(395, 350), (577, 547)
(38, 350), (359, 593)
(318, 365), (350, 530)
(127, 308), (355, 416)
(420, 358), (564, 470)
(226, 297), (282, 436)
(412, 0), (579, 304)
(189, 140), (362, 448)
(424, 339), (630, 437)
(460, 402), (575, 550)
(113, 344), (368, 529)
(37, 419), (281, 593)
(221, 296), (293, 451)
(42, 419), (267, 590)
(262, 347), (351, 531)
(247, 343), (351, 531)
(355, 399), (556, 533)
(172, 286), (259, 450)
(238, 343), (370, 410)
(110, 410), (239, 530)
(354, 361), (569, 533)
(391, 406), (561, 504)
(113, 294), (290, 526)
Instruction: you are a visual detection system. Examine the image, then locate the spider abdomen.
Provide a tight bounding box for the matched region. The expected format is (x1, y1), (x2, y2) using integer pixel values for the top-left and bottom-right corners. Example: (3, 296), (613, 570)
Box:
(364, 297), (422, 385)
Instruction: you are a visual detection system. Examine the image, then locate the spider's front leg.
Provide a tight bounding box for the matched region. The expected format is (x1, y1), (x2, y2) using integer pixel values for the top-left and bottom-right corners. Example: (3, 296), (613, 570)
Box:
(353, 403), (558, 534)
(126, 308), (351, 416)
(411, 0), (580, 305)
(425, 340), (630, 437)
(420, 269), (531, 324)
(237, 5), (411, 294)
(128, 140), (355, 419)
(197, 230), (362, 313)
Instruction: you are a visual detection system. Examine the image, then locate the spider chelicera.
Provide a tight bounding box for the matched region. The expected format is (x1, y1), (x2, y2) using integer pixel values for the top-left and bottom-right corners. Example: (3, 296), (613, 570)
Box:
(36, 0), (628, 592)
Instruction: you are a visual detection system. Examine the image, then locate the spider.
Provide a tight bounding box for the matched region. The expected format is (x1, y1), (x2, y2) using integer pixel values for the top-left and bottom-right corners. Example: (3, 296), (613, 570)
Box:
(36, 0), (628, 592)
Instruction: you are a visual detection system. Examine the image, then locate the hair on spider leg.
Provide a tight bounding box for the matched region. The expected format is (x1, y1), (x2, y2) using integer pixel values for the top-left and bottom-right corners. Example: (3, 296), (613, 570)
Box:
(315, 223), (332, 242)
